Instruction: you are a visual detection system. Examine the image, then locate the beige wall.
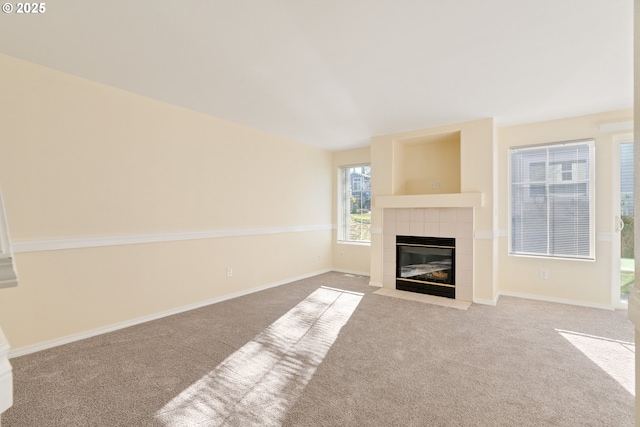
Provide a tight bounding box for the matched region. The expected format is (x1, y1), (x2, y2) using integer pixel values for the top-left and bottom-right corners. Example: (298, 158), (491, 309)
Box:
(401, 132), (461, 195)
(0, 52), (632, 352)
(498, 109), (633, 306)
(332, 147), (371, 274)
(0, 54), (333, 350)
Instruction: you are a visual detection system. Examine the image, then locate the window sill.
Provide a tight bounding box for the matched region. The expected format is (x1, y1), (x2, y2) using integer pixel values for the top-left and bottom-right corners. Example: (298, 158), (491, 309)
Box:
(337, 241), (371, 247)
(508, 252), (595, 262)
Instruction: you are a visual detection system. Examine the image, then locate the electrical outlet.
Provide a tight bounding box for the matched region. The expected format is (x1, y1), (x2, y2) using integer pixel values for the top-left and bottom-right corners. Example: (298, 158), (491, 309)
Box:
(539, 269), (548, 280)
(226, 267), (233, 278)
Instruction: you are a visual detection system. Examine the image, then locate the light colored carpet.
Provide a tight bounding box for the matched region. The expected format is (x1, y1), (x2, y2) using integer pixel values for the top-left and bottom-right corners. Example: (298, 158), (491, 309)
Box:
(2, 272), (635, 426)
(373, 287), (471, 309)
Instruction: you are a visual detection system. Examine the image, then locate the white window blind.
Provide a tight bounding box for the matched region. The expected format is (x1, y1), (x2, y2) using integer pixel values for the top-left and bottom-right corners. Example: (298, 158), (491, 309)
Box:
(510, 139), (595, 260)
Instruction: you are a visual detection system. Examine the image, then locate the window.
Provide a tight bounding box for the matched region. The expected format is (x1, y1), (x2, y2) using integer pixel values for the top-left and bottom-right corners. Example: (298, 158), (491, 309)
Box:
(352, 176), (363, 191)
(338, 164), (371, 243)
(510, 139), (595, 260)
(0, 189), (18, 288)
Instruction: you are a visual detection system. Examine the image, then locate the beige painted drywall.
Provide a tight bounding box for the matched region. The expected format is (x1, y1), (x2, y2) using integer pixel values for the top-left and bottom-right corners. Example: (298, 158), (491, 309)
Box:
(498, 109), (633, 306)
(332, 147), (371, 274)
(0, 54), (333, 350)
(3, 233), (331, 349)
(398, 132), (461, 195)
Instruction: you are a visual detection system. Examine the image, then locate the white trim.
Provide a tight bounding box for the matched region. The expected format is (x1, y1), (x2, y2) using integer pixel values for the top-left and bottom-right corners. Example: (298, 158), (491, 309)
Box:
(0, 327), (12, 414)
(336, 241), (371, 247)
(611, 137), (635, 308)
(0, 189), (17, 289)
(612, 132), (634, 143)
(498, 291), (614, 311)
(0, 190), (12, 258)
(369, 281), (383, 288)
(8, 269), (332, 358)
(614, 300), (629, 311)
(472, 297), (498, 306)
(598, 121), (633, 133)
(0, 258), (18, 289)
(12, 224), (333, 254)
(332, 268), (370, 277)
(611, 138), (622, 308)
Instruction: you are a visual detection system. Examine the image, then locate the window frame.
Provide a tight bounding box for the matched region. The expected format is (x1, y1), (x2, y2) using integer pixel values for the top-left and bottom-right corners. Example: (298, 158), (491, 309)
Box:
(337, 163), (371, 244)
(508, 139), (596, 261)
(0, 188), (18, 288)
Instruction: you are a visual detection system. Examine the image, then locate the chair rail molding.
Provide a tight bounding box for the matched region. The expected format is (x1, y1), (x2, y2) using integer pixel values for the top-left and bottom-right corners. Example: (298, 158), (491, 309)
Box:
(12, 224), (334, 253)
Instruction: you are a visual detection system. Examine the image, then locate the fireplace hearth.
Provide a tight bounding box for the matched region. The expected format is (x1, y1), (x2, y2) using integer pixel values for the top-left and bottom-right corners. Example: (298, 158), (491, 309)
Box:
(396, 235), (455, 299)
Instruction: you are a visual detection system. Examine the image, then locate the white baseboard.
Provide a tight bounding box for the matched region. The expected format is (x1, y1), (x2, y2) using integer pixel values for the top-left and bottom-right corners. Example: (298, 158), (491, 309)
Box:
(472, 297), (498, 306)
(11, 270), (616, 358)
(332, 268), (370, 277)
(498, 291), (614, 311)
(9, 269), (333, 358)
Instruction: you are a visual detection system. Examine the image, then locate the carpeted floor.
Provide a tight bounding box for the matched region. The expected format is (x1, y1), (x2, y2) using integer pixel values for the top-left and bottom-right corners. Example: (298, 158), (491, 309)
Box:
(2, 272), (635, 426)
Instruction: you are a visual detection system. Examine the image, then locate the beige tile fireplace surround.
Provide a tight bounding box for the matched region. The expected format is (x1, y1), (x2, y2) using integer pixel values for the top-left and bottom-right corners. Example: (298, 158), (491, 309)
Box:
(382, 207), (473, 302)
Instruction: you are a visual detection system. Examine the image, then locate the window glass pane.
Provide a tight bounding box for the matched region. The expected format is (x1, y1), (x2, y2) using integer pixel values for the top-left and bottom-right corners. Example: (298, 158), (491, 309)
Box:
(510, 140), (594, 259)
(339, 165), (371, 242)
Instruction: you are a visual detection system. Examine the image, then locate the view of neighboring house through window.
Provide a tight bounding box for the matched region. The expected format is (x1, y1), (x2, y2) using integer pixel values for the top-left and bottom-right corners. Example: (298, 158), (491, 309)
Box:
(352, 176), (363, 191)
(510, 139), (595, 260)
(338, 164), (371, 243)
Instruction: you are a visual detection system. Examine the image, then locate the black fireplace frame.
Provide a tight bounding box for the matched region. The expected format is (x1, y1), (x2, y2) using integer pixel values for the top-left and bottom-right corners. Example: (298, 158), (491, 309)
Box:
(396, 235), (456, 299)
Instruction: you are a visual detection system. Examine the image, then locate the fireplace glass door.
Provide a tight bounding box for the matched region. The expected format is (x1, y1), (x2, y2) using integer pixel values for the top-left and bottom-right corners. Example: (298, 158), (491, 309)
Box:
(396, 236), (455, 298)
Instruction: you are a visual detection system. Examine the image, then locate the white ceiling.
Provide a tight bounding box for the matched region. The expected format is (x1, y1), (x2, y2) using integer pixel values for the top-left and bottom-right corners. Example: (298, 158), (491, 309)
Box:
(0, 1), (633, 151)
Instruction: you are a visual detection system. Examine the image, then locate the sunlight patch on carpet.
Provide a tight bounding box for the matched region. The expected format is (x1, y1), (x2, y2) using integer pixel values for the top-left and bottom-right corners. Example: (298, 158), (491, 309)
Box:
(155, 286), (363, 426)
(557, 329), (635, 395)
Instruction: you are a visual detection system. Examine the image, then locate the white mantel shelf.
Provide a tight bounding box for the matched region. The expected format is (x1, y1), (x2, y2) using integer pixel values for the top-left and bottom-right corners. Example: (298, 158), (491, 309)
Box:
(374, 192), (484, 209)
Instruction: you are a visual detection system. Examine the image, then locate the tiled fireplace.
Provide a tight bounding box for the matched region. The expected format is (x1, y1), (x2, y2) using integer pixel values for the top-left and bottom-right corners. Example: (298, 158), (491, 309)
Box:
(382, 207), (473, 302)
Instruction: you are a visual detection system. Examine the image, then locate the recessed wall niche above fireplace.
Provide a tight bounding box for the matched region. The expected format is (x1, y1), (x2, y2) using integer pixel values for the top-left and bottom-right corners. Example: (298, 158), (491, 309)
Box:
(396, 235), (455, 299)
